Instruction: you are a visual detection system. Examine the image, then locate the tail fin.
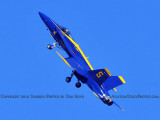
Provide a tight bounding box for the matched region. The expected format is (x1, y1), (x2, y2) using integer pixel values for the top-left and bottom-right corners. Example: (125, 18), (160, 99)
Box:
(88, 68), (125, 91)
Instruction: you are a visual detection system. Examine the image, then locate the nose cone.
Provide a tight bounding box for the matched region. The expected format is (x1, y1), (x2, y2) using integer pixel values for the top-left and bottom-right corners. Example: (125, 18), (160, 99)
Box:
(38, 12), (50, 23)
(38, 12), (57, 32)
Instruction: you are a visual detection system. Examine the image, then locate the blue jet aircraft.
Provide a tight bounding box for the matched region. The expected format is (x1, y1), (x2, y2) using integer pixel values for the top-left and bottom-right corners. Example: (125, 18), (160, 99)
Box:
(39, 12), (126, 110)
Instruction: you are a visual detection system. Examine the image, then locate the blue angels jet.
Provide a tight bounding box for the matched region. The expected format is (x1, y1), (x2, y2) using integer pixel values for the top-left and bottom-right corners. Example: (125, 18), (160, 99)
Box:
(39, 12), (126, 110)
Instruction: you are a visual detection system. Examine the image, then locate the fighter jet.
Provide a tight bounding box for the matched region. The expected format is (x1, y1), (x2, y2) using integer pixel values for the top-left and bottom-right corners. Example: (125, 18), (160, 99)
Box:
(39, 12), (126, 110)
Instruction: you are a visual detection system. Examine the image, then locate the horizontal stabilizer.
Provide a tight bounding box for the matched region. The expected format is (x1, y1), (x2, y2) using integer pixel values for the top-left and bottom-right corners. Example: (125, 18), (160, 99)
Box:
(102, 76), (125, 91)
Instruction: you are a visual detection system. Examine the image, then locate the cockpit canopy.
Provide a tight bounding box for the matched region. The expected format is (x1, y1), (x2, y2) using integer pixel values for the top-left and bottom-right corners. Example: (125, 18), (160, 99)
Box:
(58, 25), (74, 40)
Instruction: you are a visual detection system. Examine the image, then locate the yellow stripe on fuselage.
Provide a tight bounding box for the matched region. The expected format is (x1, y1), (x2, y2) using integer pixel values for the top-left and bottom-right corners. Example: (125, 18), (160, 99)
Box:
(50, 33), (53, 38)
(56, 51), (71, 67)
(51, 20), (94, 70)
(118, 76), (126, 84)
(93, 92), (99, 98)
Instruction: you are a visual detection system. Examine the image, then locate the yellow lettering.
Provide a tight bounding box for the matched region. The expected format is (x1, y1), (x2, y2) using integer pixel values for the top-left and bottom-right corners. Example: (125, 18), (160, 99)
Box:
(96, 71), (104, 78)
